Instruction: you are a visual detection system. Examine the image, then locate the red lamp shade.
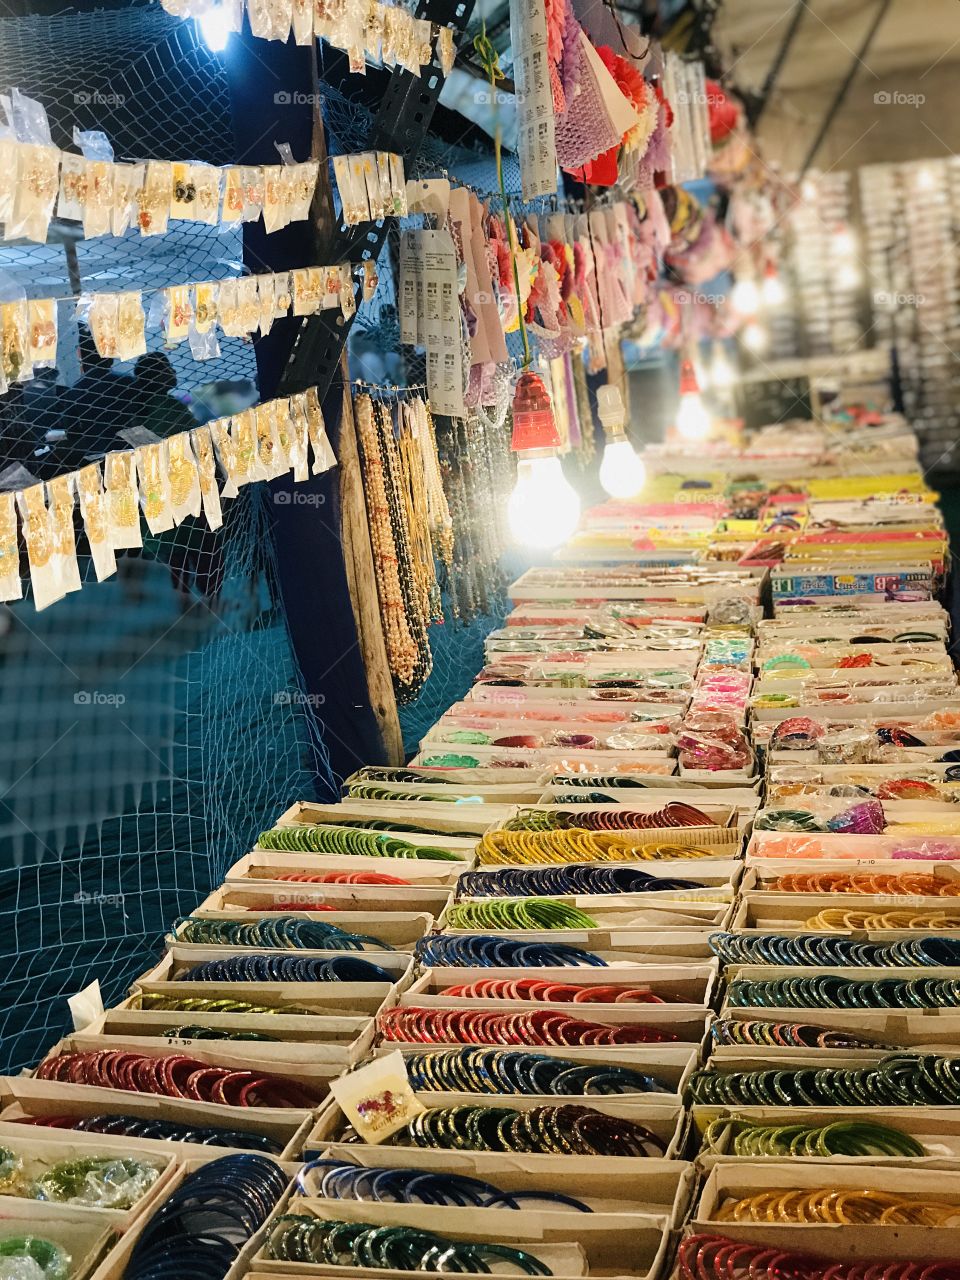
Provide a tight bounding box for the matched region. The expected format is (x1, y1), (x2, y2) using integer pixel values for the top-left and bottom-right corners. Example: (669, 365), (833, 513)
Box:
(679, 358), (701, 397)
(511, 371), (562, 452)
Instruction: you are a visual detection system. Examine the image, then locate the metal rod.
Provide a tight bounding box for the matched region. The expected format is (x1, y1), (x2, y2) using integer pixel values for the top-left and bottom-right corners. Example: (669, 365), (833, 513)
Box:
(750, 0), (806, 125)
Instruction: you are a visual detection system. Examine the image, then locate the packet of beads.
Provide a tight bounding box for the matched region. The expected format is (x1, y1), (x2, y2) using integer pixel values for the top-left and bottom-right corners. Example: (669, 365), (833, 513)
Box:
(5, 91), (60, 243)
(330, 1050), (424, 1144)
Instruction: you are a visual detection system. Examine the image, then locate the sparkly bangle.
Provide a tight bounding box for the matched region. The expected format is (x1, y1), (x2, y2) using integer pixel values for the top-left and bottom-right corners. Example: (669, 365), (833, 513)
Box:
(399, 1047), (671, 1094)
(175, 914), (398, 951)
(176, 953), (394, 982)
(416, 933), (608, 968)
(377, 1008), (678, 1047)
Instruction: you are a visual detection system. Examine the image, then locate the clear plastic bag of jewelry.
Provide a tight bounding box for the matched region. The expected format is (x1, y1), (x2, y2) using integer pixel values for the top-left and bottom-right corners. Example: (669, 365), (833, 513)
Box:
(222, 166), (245, 223)
(0, 136), (16, 230)
(338, 264), (356, 318)
(57, 151), (88, 223)
(103, 450), (143, 549)
(167, 431), (202, 524)
(256, 401), (286, 479)
(80, 146), (116, 239)
(216, 279), (242, 338)
(136, 441), (174, 534)
(333, 154), (368, 226)
(231, 408), (261, 485)
(211, 417), (241, 500)
(291, 0), (314, 42)
(189, 281), (220, 360)
(1, 297), (32, 384)
(111, 162), (145, 237)
(138, 159), (172, 236)
(261, 164), (285, 233)
(76, 462), (116, 582)
(0, 491), (21, 602)
(437, 25), (455, 76)
(272, 396), (298, 478)
(305, 386), (337, 473)
(291, 267), (319, 316)
(17, 483), (63, 610)
(76, 292), (119, 359)
(361, 154), (385, 220)
(47, 473), (82, 596)
(115, 291), (147, 361)
(364, 0), (385, 63)
(240, 165), (264, 223)
(272, 270), (292, 321)
(3, 90), (58, 243)
(257, 273), (277, 336)
(171, 161), (220, 225)
(286, 395), (310, 482)
(236, 275), (261, 337)
(192, 425), (223, 529)
(288, 160), (318, 223)
(163, 284), (192, 345)
(28, 298), (57, 369)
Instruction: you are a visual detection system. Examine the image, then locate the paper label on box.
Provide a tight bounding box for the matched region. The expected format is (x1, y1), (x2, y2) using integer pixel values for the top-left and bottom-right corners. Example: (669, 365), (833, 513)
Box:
(330, 1050), (424, 1144)
(69, 979), (104, 1032)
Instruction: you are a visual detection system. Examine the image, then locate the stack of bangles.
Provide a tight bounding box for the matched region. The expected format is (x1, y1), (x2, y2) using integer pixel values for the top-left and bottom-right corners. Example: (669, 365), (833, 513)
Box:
(709, 931), (960, 966)
(293, 1158), (593, 1209)
(504, 804), (715, 831)
(437, 978), (666, 1003)
(12, 1114), (283, 1151)
(377, 1007), (678, 1045)
(456, 866), (705, 896)
(714, 1188), (960, 1226)
(444, 899), (598, 930)
(264, 1216), (552, 1272)
(176, 954), (394, 982)
(175, 916), (395, 951)
(709, 1018), (889, 1050)
(416, 935), (607, 967)
(272, 870), (414, 885)
(755, 801), (886, 834)
(769, 871), (960, 895)
(35, 1051), (321, 1107)
(769, 717), (825, 750)
(678, 1234), (960, 1280)
(257, 826), (461, 860)
(396, 1104), (666, 1155)
(478, 830), (722, 865)
(688, 1055), (960, 1106)
(805, 907), (960, 930)
(729, 972), (960, 1009)
(399, 1048), (670, 1095)
(702, 1117), (925, 1158)
(132, 993), (315, 1014)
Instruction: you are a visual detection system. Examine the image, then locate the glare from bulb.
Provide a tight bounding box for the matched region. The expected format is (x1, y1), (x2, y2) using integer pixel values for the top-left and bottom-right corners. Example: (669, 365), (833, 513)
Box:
(917, 167), (937, 191)
(837, 262), (861, 290)
(676, 392), (711, 442)
(599, 437), (647, 499)
(761, 272), (787, 308)
(832, 228), (856, 258)
(730, 278), (760, 317)
(198, 4), (231, 50)
(709, 343), (738, 390)
(742, 322), (769, 354)
(507, 455), (581, 548)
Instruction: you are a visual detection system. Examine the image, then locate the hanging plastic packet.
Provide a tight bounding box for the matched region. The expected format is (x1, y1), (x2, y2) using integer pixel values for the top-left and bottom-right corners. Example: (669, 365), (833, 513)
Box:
(437, 26), (455, 76)
(241, 165), (265, 223)
(3, 90), (58, 242)
(136, 441), (174, 534)
(304, 387), (337, 473)
(46, 474), (82, 596)
(0, 490), (21, 602)
(170, 162), (214, 224)
(76, 463), (116, 582)
(289, 160), (318, 222)
(256, 401), (286, 479)
(338, 264), (356, 318)
(191, 425), (223, 529)
(320, 265), (341, 309)
(17, 484), (63, 609)
(166, 432), (202, 524)
(83, 162), (115, 238)
(0, 135), (17, 230)
(273, 271), (292, 322)
(81, 293), (119, 359)
(211, 418), (241, 499)
(103, 451), (142, 550)
(257, 273), (277, 336)
(231, 409), (261, 485)
(364, 2), (385, 63)
(57, 153), (88, 223)
(291, 267), (319, 316)
(111, 163), (145, 237)
(163, 285), (192, 345)
(332, 155), (365, 227)
(222, 166), (245, 223)
(362, 259), (379, 301)
(236, 276), (261, 337)
(116, 292), (147, 361)
(189, 281), (221, 360)
(330, 1051), (424, 1145)
(361, 153), (385, 220)
(283, 396), (310, 483)
(216, 279), (241, 338)
(261, 165), (285, 233)
(1, 299), (31, 384)
(138, 160), (172, 236)
(248, 0), (274, 37)
(291, 0), (314, 43)
(28, 299), (57, 369)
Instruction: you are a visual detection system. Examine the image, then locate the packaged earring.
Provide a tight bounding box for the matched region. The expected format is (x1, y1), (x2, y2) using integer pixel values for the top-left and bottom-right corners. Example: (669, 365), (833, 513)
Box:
(116, 292), (147, 361)
(248, 0), (273, 37)
(320, 266), (341, 309)
(17, 484), (63, 609)
(362, 259), (379, 301)
(0, 491), (21, 602)
(242, 166), (265, 222)
(216, 279), (241, 337)
(267, 0), (293, 39)
(262, 165), (285, 233)
(222, 167), (245, 222)
(330, 1051), (424, 1144)
(291, 267), (319, 316)
(0, 138), (18, 229)
(257, 274), (277, 336)
(211, 418), (242, 499)
(1, 300), (31, 383)
(333, 154), (369, 226)
(388, 153), (407, 215)
(170, 162), (197, 220)
(231, 408), (260, 484)
(292, 0), (314, 42)
(27, 299), (57, 369)
(191, 425), (223, 529)
(81, 293), (119, 359)
(135, 441), (174, 534)
(256, 401), (286, 479)
(236, 276), (261, 337)
(189, 282), (221, 360)
(83, 160), (115, 238)
(274, 271), (293, 319)
(166, 432), (202, 523)
(289, 160), (319, 222)
(174, 162), (221, 224)
(9, 143), (60, 243)
(138, 160), (172, 236)
(46, 474), (82, 596)
(305, 387), (337, 473)
(437, 26), (455, 76)
(76, 463), (117, 582)
(364, 2), (385, 62)
(103, 451), (142, 549)
(164, 285), (192, 345)
(338, 264), (356, 318)
(414, 17), (433, 66)
(111, 163), (145, 237)
(57, 152), (88, 223)
(284, 396), (310, 482)
(362, 153), (385, 220)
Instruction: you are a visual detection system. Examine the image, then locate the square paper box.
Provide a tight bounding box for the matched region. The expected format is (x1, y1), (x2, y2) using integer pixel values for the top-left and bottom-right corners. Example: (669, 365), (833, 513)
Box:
(692, 1161), (960, 1259)
(244, 1197), (675, 1280)
(0, 1201), (114, 1280)
(0, 1075), (311, 1161)
(305, 1094), (688, 1160)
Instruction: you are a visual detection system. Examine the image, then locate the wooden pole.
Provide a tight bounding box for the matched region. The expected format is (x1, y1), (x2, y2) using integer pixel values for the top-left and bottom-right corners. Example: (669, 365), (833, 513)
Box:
(335, 359), (405, 765)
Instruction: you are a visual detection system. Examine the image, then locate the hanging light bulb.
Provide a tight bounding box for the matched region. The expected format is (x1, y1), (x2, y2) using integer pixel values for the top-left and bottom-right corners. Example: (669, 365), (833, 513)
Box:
(596, 384), (646, 499)
(741, 321), (769, 354)
(836, 261), (861, 290)
(761, 262), (787, 308)
(507, 371), (581, 548)
(675, 358), (712, 443)
(730, 277), (760, 318)
(198, 1), (232, 50)
(832, 226), (856, 258)
(708, 342), (738, 390)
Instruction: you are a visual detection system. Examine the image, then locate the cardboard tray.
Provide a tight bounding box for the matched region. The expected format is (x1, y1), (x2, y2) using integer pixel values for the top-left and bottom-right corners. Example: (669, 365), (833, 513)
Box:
(200, 882), (453, 917)
(406, 961), (719, 1009)
(224, 850), (463, 888)
(170, 908), (434, 952)
(271, 800), (502, 838)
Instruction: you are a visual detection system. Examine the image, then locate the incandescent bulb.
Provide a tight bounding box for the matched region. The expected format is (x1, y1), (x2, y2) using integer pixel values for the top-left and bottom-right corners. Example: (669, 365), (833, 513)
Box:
(730, 278), (760, 317)
(599, 437), (647, 499)
(742, 321), (769, 354)
(709, 343), (737, 390)
(761, 269), (787, 308)
(507, 455), (581, 548)
(198, 3), (232, 50)
(676, 393), (711, 443)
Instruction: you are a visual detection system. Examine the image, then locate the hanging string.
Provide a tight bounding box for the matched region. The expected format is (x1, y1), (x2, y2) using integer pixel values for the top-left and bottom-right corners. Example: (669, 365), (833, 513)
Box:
(474, 25), (532, 371)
